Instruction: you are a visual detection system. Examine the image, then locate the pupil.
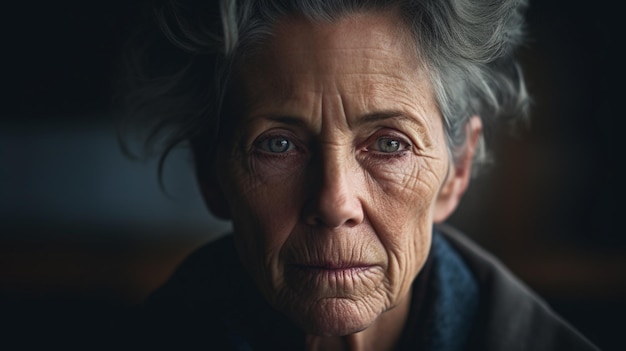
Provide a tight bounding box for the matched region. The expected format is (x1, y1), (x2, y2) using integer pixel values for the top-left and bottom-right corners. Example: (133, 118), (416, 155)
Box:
(379, 138), (400, 152)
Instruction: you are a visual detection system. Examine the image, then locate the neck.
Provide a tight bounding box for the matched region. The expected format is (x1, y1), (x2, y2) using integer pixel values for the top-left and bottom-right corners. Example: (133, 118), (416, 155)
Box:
(303, 291), (412, 351)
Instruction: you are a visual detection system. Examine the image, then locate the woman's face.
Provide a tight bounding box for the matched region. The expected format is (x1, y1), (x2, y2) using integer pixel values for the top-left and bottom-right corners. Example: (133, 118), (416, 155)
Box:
(212, 12), (456, 336)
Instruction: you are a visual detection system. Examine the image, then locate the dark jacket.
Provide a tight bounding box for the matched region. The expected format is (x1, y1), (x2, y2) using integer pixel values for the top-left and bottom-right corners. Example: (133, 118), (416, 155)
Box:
(436, 223), (599, 351)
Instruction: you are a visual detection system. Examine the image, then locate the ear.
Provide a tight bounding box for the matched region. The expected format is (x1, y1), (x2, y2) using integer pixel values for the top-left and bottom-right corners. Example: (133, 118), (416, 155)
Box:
(194, 151), (232, 220)
(433, 116), (482, 223)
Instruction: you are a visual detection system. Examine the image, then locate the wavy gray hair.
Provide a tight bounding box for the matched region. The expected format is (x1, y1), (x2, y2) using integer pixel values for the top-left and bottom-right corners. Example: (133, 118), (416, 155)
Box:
(117, 0), (529, 181)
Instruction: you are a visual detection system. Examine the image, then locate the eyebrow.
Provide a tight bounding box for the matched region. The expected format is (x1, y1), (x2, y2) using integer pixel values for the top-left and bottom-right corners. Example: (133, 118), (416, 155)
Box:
(257, 115), (308, 127)
(356, 110), (432, 149)
(246, 110), (425, 134)
(352, 111), (412, 127)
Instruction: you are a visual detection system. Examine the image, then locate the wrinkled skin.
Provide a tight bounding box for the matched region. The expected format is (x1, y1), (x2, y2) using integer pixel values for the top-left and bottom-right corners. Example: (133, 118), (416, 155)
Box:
(202, 10), (480, 351)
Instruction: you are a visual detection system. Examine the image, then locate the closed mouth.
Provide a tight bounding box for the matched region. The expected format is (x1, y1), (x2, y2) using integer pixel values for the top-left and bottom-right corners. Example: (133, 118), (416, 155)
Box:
(293, 263), (375, 272)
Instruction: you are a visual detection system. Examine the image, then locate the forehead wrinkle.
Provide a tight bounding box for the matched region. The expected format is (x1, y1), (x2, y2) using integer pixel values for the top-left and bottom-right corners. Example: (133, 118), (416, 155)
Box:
(240, 71), (321, 130)
(240, 75), (440, 151)
(241, 71), (299, 117)
(320, 87), (352, 139)
(274, 10), (409, 54)
(236, 12), (441, 148)
(259, 13), (419, 83)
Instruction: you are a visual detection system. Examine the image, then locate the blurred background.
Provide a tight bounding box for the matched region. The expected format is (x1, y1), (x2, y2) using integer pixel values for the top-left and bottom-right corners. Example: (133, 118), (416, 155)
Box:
(1, 0), (624, 349)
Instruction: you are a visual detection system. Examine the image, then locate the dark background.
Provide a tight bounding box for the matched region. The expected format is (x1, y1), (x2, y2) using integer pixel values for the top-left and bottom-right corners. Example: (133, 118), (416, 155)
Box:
(1, 1), (624, 349)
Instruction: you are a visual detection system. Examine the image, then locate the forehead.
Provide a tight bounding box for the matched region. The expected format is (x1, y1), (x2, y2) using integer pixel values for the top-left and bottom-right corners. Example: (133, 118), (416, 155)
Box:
(233, 11), (437, 127)
(270, 10), (412, 61)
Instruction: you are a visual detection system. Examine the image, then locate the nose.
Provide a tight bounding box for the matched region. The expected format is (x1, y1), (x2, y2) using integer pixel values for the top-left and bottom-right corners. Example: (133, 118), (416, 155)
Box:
(302, 149), (365, 228)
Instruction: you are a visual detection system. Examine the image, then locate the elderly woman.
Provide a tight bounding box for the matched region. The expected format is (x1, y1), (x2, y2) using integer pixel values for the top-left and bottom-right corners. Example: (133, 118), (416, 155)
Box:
(120, 0), (600, 350)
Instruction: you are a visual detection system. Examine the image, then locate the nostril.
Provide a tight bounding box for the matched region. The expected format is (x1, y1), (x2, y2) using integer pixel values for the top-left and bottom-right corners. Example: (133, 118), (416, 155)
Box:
(343, 217), (361, 228)
(301, 154), (365, 229)
(302, 196), (364, 229)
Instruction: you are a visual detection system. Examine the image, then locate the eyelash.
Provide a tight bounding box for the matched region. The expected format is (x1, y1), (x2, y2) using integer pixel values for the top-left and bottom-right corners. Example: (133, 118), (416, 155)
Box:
(252, 130), (411, 160)
(363, 133), (412, 159)
(253, 132), (303, 157)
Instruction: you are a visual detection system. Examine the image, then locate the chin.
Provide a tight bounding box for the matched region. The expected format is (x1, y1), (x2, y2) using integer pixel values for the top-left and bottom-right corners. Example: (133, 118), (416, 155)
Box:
(291, 298), (378, 336)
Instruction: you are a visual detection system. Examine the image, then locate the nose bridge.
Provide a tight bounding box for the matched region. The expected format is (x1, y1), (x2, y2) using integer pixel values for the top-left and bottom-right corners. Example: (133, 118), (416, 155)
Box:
(305, 141), (364, 228)
(320, 143), (349, 200)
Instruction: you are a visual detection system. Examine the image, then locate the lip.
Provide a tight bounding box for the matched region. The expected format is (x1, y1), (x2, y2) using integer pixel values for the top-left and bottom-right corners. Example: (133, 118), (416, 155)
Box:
(292, 262), (376, 272)
(285, 262), (382, 291)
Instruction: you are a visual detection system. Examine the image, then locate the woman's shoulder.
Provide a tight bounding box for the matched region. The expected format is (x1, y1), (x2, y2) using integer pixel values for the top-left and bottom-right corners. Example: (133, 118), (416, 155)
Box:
(132, 234), (242, 349)
(435, 223), (601, 351)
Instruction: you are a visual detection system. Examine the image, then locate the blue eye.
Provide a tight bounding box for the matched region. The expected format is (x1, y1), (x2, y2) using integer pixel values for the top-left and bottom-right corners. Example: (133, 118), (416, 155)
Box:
(376, 137), (401, 153)
(261, 137), (294, 153)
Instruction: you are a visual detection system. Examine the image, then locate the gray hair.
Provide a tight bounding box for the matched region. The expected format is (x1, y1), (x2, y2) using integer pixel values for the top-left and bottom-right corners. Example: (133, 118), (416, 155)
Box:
(117, 0), (530, 180)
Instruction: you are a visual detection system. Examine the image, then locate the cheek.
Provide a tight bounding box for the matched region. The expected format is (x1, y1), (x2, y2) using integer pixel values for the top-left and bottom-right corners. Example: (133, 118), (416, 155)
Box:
(221, 154), (306, 273)
(364, 153), (447, 219)
(362, 153), (447, 291)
